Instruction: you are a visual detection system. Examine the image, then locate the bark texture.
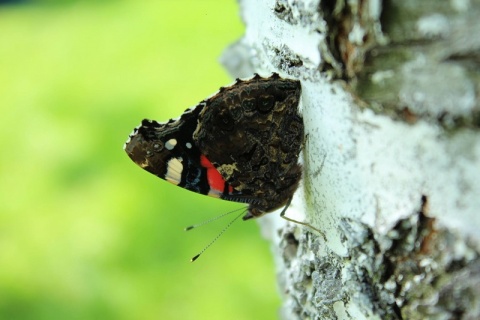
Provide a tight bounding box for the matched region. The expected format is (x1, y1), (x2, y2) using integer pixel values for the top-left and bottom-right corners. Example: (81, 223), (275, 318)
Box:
(221, 0), (480, 319)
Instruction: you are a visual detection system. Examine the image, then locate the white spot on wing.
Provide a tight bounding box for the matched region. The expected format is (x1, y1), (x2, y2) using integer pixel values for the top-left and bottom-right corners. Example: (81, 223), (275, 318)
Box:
(186, 142), (192, 149)
(165, 139), (177, 150)
(165, 157), (183, 185)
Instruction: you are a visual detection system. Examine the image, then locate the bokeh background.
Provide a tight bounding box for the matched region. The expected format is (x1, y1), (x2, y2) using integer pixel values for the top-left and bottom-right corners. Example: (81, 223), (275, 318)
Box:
(0, 1), (281, 319)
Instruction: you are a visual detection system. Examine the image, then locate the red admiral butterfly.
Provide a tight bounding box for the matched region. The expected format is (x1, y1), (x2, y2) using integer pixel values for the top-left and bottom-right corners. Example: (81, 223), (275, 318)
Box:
(124, 73), (306, 255)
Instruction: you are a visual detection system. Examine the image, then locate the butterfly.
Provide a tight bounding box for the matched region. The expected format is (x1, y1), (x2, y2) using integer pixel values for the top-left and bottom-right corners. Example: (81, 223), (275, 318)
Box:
(124, 73), (308, 259)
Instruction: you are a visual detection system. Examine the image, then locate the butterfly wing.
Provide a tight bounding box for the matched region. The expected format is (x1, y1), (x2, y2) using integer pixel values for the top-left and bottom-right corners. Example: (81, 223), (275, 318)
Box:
(124, 74), (304, 216)
(193, 74), (304, 216)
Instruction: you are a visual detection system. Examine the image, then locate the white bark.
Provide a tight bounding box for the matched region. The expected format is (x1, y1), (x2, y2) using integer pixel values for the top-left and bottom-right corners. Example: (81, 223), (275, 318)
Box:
(221, 0), (480, 319)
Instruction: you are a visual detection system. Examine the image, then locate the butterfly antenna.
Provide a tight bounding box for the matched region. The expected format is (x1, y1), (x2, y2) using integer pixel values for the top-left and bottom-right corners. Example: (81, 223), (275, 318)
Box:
(184, 206), (245, 231)
(190, 210), (246, 262)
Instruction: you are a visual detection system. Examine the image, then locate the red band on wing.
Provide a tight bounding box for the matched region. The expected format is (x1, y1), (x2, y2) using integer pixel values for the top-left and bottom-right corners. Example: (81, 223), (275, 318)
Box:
(200, 155), (233, 194)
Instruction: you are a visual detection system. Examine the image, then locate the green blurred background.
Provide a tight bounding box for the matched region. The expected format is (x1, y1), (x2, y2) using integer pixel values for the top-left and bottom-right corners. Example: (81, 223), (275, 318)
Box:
(0, 1), (281, 319)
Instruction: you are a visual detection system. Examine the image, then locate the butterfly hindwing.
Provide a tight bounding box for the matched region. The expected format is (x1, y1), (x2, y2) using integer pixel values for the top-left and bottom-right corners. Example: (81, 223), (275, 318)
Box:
(193, 74), (303, 216)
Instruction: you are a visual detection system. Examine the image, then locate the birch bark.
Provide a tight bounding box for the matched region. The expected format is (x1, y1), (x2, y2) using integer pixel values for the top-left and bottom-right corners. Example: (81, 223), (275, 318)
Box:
(221, 1), (480, 319)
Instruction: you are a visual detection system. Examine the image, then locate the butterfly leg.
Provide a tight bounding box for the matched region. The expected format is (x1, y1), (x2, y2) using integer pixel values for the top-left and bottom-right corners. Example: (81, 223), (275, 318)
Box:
(279, 197), (321, 233)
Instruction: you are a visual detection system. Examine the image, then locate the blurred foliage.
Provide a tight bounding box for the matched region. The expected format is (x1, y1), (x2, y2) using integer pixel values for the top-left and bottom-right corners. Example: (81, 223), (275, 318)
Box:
(0, 1), (281, 319)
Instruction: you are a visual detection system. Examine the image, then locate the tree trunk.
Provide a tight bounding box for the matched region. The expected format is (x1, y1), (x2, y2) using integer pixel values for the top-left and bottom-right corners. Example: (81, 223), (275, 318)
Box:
(221, 0), (480, 319)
